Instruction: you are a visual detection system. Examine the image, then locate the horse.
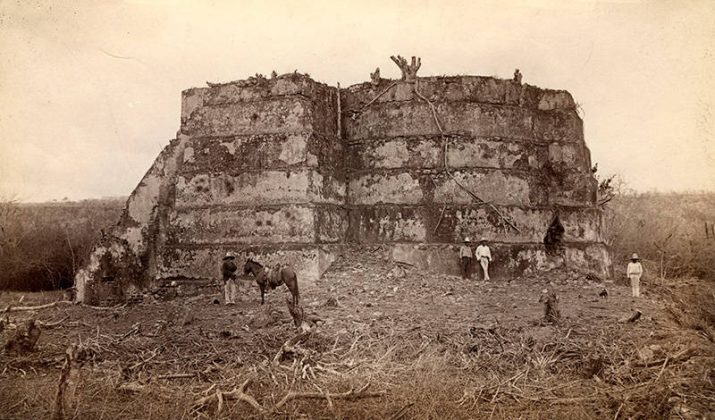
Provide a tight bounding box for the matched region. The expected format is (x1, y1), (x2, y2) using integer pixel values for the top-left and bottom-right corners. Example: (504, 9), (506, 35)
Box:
(243, 258), (299, 306)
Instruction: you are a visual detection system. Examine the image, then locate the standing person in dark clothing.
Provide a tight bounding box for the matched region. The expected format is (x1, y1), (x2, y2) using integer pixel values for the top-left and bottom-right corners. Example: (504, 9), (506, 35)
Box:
(221, 252), (238, 305)
(459, 238), (473, 279)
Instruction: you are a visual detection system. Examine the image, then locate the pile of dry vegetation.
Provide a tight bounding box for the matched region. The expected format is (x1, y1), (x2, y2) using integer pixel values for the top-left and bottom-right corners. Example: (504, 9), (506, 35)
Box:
(1, 248), (713, 419)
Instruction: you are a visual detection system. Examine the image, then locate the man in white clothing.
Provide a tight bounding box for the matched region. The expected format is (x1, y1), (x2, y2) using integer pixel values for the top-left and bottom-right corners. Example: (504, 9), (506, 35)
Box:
(627, 253), (643, 298)
(475, 238), (492, 281)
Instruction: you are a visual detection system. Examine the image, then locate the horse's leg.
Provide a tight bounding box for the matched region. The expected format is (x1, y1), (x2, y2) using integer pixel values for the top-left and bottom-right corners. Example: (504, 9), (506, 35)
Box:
(259, 281), (266, 305)
(292, 274), (300, 306)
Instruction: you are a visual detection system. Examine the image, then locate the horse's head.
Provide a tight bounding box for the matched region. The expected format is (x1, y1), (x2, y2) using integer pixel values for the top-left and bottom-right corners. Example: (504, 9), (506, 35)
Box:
(243, 258), (262, 276)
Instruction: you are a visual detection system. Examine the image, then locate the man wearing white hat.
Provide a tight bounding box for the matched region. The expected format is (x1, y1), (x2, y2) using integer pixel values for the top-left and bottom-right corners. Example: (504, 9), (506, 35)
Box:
(221, 251), (238, 305)
(475, 238), (492, 281)
(459, 238), (473, 279)
(627, 253), (643, 298)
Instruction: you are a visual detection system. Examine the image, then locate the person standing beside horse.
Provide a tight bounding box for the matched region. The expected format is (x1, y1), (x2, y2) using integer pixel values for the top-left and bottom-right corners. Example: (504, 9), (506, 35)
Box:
(243, 258), (300, 306)
(221, 252), (238, 305)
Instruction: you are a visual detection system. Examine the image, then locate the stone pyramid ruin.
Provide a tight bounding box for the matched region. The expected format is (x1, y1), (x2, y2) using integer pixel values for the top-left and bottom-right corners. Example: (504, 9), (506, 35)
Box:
(75, 56), (612, 304)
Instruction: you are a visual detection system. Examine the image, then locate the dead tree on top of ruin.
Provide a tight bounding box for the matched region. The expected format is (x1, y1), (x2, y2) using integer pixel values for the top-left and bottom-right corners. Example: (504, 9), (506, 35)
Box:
(390, 55), (421, 82)
(370, 67), (381, 86)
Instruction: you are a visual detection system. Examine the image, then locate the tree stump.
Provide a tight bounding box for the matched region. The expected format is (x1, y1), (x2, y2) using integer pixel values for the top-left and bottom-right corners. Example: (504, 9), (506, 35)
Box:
(390, 55), (421, 82)
(4, 319), (41, 353)
(539, 291), (561, 324)
(370, 67), (381, 86)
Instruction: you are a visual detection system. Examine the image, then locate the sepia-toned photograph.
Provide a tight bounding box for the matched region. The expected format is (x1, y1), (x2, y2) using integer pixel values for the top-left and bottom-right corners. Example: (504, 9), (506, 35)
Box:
(1, 1), (713, 418)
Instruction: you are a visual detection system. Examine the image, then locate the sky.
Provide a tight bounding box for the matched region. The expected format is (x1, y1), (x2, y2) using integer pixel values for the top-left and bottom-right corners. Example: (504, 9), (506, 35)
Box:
(0, 0), (713, 202)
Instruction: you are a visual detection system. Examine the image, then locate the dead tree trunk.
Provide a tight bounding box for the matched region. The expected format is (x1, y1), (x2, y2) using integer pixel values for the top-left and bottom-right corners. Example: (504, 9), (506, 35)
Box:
(539, 291), (560, 324)
(52, 345), (83, 420)
(286, 297), (307, 331)
(4, 319), (41, 353)
(390, 55), (421, 82)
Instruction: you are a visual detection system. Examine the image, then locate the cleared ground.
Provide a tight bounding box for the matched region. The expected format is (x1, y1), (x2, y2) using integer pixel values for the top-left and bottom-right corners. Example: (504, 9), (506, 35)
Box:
(1, 248), (714, 419)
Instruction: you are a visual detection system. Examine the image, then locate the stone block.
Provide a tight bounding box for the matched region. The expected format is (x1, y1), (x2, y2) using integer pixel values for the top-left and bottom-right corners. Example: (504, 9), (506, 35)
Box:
(533, 110), (583, 143)
(180, 133), (344, 176)
(432, 169), (546, 206)
(315, 206), (348, 243)
(347, 137), (442, 170)
(175, 169), (345, 207)
(429, 205), (552, 244)
(182, 74), (336, 117)
(549, 171), (598, 206)
(182, 96), (337, 138)
(446, 138), (547, 170)
(344, 102), (538, 141)
(560, 208), (604, 243)
(348, 136), (548, 171)
(167, 205), (315, 245)
(548, 142), (589, 172)
(347, 206), (427, 242)
(348, 172), (424, 205)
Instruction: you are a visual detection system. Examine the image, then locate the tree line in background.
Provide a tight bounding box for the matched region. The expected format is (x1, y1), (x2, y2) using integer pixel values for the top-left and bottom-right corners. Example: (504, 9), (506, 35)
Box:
(598, 175), (715, 280)
(0, 186), (714, 291)
(0, 198), (124, 291)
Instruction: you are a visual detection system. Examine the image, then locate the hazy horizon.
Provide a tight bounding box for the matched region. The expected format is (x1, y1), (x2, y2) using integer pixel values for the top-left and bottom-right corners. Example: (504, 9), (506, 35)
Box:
(1, 0), (714, 202)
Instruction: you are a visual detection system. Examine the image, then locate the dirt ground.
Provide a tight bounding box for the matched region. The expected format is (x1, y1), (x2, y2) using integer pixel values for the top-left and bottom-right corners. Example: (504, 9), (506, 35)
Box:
(1, 247), (714, 419)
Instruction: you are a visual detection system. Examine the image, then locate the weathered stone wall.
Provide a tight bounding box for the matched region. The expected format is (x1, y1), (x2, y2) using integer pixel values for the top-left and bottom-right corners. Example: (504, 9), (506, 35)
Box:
(75, 135), (189, 304)
(75, 71), (612, 304)
(342, 76), (610, 278)
(160, 74), (344, 284)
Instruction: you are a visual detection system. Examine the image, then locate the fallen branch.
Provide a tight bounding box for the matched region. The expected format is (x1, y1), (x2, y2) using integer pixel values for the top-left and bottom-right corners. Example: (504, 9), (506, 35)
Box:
(273, 331), (312, 366)
(347, 81), (400, 118)
(194, 377), (263, 414)
(82, 303), (128, 311)
(156, 373), (196, 380)
(38, 317), (70, 329)
(388, 402), (415, 420)
(4, 301), (73, 313)
(394, 260), (416, 268)
(274, 383), (386, 410)
(117, 382), (145, 393)
(433, 202), (448, 234)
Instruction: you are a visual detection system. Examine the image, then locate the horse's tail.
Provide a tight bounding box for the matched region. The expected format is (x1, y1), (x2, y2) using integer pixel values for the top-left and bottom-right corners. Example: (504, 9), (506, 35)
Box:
(294, 272), (300, 303)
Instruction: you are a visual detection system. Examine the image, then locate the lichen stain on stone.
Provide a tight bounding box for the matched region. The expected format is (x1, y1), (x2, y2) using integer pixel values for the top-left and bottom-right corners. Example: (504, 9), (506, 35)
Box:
(279, 134), (308, 166)
(373, 140), (410, 168)
(183, 147), (195, 163)
(220, 141), (236, 155)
